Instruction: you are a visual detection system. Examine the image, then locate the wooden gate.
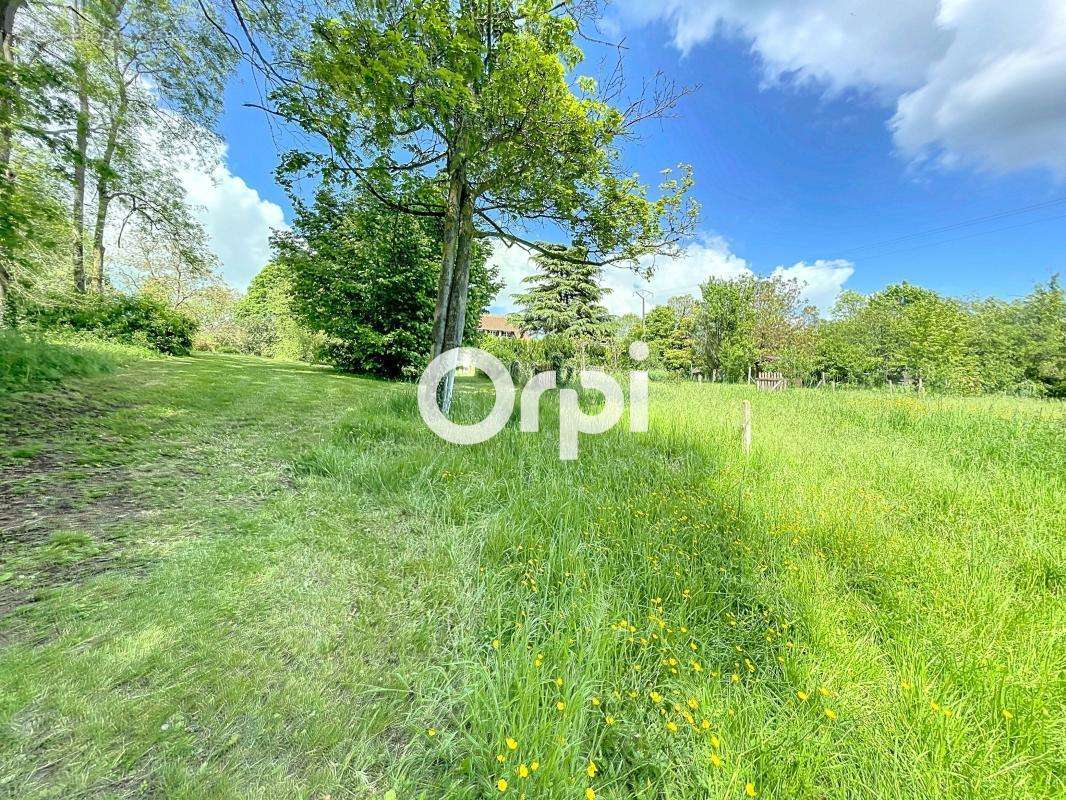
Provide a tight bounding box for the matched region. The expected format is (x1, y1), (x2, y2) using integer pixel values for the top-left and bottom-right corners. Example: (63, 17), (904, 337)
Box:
(756, 371), (787, 391)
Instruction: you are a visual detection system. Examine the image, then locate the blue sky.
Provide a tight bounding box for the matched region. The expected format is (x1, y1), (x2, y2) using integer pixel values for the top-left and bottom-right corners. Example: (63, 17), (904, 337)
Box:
(192, 0), (1066, 316)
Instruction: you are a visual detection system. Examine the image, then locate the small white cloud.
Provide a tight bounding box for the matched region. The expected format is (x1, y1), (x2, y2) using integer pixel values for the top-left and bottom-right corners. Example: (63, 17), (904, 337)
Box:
(179, 155), (287, 289)
(602, 236), (753, 315)
(771, 259), (855, 313)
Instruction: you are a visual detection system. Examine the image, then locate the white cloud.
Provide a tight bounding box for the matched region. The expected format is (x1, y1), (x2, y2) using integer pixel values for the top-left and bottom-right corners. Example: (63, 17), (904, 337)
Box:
(772, 259), (855, 313)
(601, 237), (753, 316)
(487, 236), (852, 317)
(616, 0), (1066, 176)
(486, 241), (541, 314)
(179, 155), (287, 289)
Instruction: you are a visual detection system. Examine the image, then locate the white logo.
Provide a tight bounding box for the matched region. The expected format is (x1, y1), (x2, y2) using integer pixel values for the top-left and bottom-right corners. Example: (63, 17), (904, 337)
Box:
(417, 342), (650, 460)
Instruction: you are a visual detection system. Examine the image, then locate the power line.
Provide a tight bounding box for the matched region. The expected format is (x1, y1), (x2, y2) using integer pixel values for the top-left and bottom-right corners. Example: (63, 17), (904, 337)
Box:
(832, 196), (1066, 258)
(839, 210), (1066, 263)
(623, 198), (1066, 304)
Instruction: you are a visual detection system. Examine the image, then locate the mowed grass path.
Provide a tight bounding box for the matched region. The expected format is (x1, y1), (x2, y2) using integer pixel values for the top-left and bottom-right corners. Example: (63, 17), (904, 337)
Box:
(0, 353), (1062, 799)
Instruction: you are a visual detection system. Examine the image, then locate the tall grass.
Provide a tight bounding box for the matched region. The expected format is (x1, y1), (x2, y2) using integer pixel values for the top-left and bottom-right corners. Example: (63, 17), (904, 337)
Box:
(0, 356), (1059, 799)
(0, 329), (153, 396)
(297, 380), (1064, 799)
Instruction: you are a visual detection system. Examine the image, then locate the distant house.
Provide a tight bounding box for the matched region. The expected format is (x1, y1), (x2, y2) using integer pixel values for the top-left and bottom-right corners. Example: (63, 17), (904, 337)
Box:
(478, 314), (528, 339)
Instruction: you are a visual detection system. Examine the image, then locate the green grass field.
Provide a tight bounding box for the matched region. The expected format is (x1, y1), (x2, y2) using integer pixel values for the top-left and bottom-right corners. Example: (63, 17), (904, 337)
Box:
(0, 351), (1062, 799)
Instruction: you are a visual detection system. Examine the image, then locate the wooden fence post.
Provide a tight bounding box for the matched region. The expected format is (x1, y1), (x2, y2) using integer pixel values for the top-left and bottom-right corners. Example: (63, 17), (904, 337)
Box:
(741, 400), (752, 456)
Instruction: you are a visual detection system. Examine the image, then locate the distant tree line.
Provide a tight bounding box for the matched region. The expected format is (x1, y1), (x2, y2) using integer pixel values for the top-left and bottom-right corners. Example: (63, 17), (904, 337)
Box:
(488, 251), (1064, 397)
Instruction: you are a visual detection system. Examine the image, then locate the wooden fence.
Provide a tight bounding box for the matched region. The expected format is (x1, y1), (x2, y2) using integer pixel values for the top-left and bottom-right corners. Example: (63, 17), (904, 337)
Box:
(756, 371), (787, 392)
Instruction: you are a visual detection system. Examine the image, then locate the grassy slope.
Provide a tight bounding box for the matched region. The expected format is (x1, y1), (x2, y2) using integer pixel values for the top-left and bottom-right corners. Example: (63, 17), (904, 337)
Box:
(0, 354), (1062, 799)
(0, 330), (154, 396)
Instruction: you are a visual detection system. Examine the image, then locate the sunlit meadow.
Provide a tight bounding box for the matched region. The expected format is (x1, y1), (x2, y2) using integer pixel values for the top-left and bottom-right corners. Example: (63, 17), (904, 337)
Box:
(1, 355), (1062, 799)
(300, 375), (1064, 799)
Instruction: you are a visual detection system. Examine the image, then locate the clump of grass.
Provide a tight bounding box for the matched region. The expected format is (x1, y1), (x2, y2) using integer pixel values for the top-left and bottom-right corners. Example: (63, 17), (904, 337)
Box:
(0, 329), (153, 396)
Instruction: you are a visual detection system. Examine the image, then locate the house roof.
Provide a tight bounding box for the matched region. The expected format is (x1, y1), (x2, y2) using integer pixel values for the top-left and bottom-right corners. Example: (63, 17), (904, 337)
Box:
(479, 314), (523, 336)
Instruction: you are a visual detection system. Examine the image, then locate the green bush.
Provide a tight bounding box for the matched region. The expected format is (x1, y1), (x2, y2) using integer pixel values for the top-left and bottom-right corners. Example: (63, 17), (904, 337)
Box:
(23, 293), (197, 355)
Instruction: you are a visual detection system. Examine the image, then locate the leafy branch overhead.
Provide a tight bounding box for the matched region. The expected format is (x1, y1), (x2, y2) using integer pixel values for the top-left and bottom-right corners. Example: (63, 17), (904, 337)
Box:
(270, 0), (700, 267)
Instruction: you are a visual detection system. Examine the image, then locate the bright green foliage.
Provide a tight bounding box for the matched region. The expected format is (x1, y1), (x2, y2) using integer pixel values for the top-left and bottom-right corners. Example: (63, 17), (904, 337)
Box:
(816, 278), (1066, 395)
(236, 263), (321, 362)
(643, 296), (698, 373)
(1010, 276), (1066, 396)
(22, 293), (196, 355)
(648, 275), (1066, 395)
(513, 244), (611, 343)
(277, 0), (696, 263)
(0, 148), (71, 319)
(693, 277), (759, 380)
(271, 190), (498, 379)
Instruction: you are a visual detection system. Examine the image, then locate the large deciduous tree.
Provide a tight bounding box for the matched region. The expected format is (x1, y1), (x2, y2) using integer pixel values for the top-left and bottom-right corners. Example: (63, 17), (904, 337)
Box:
(71, 0), (234, 293)
(267, 0), (698, 411)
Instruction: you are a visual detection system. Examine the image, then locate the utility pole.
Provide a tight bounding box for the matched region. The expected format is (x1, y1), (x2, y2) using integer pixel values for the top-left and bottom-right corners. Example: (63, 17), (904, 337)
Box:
(634, 288), (652, 335)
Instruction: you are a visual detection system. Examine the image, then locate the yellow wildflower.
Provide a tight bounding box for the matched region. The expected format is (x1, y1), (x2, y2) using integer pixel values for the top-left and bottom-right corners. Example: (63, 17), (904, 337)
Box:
(709, 753), (722, 768)
(492, 639), (501, 650)
(1002, 709), (1014, 720)
(506, 738), (518, 750)
(427, 728), (437, 736)
(745, 782), (757, 797)
(585, 789), (596, 800)
(517, 764), (529, 778)
(591, 696), (600, 706)
(556, 701), (566, 712)
(687, 697), (699, 710)
(666, 721), (679, 733)
(497, 779), (508, 793)
(530, 762), (539, 772)
(586, 762), (598, 777)
(710, 735), (720, 749)
(797, 691), (809, 701)
(824, 708), (837, 720)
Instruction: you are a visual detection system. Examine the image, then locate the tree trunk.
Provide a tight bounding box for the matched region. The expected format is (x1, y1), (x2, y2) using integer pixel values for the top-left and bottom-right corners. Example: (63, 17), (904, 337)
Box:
(70, 8), (89, 294)
(0, 0), (23, 319)
(90, 90), (126, 293)
(436, 183), (474, 416)
(431, 160), (464, 359)
(0, 0), (21, 178)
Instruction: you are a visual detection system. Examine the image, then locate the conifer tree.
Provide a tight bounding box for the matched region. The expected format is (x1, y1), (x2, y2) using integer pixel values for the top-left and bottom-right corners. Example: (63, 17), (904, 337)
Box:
(514, 244), (612, 344)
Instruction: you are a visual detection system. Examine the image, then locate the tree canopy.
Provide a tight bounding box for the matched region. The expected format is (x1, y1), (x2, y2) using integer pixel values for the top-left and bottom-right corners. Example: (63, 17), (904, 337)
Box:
(271, 187), (499, 379)
(268, 0), (699, 409)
